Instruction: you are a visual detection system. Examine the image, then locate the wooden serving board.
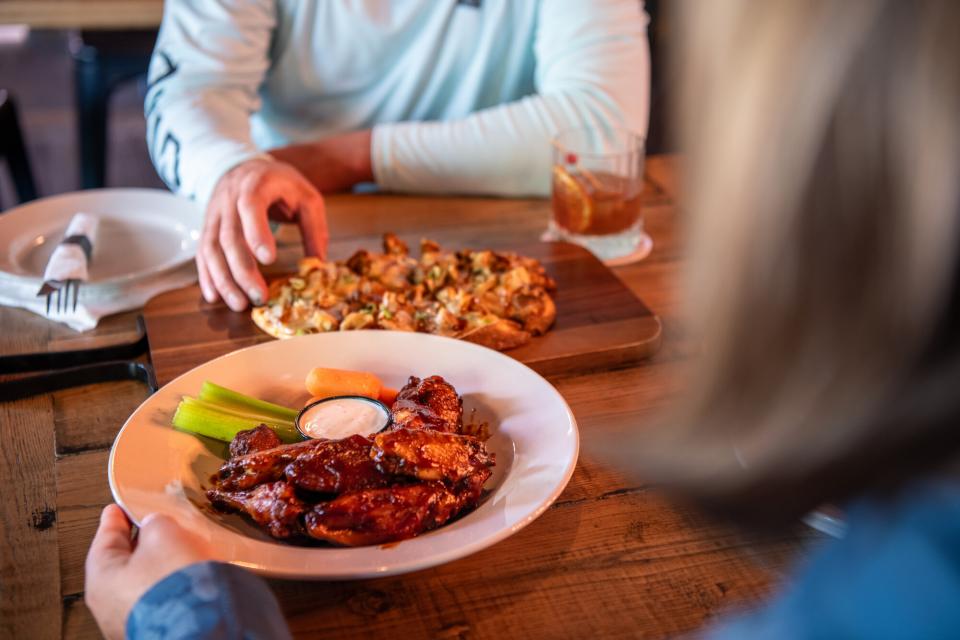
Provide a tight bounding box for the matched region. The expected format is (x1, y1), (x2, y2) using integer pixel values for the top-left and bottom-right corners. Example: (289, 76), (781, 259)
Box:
(142, 241), (661, 386)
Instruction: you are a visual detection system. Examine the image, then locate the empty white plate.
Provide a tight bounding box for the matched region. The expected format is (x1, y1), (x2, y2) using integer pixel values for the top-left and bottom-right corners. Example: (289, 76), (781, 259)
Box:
(109, 331), (580, 580)
(0, 188), (201, 289)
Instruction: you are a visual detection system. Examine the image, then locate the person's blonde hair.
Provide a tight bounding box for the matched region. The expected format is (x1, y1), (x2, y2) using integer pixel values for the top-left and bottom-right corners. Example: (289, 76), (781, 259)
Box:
(628, 0), (960, 521)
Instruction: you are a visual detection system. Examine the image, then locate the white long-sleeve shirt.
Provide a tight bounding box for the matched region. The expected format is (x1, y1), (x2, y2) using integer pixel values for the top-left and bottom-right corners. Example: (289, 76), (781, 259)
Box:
(145, 0), (649, 207)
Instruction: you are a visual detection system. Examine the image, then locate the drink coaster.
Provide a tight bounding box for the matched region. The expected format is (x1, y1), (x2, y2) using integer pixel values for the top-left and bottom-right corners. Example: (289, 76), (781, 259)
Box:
(603, 233), (653, 267)
(540, 229), (652, 267)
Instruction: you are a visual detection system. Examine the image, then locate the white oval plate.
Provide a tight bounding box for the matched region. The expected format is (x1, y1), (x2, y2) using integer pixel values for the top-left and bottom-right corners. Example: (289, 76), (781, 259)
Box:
(0, 188), (202, 288)
(109, 331), (579, 580)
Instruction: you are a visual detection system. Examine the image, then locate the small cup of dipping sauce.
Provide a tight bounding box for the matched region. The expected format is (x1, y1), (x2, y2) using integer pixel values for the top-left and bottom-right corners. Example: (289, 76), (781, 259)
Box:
(296, 396), (392, 440)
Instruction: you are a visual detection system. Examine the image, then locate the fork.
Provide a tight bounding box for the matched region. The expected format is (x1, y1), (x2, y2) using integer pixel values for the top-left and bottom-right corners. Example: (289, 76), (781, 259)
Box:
(37, 279), (80, 315)
(36, 229), (92, 316)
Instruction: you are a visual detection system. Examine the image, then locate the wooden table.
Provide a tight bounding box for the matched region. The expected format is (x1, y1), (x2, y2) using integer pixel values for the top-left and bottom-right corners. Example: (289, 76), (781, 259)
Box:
(0, 1), (162, 29)
(0, 156), (816, 639)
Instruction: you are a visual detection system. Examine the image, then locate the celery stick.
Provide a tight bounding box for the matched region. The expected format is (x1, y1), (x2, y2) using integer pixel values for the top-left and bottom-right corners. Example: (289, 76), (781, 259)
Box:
(198, 381), (298, 422)
(172, 400), (301, 443)
(179, 396), (295, 429)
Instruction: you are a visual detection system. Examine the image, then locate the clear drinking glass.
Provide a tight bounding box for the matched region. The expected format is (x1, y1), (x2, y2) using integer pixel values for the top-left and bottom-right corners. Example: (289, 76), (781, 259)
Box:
(547, 127), (649, 263)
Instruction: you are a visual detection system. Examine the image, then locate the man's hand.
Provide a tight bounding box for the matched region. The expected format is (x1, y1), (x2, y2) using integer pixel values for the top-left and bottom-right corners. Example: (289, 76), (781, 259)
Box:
(85, 505), (214, 640)
(269, 129), (373, 195)
(200, 158), (328, 311)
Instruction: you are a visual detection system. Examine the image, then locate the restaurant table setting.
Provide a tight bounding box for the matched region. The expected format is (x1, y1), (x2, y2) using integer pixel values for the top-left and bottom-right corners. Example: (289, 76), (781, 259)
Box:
(0, 156), (818, 639)
(0, 188), (200, 331)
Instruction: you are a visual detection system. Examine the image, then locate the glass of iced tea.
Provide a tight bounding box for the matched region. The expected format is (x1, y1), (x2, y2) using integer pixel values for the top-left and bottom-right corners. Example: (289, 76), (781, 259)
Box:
(548, 127), (648, 263)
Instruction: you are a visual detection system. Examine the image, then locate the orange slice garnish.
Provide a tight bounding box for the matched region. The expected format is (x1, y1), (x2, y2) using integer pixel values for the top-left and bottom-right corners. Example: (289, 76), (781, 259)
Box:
(552, 165), (593, 233)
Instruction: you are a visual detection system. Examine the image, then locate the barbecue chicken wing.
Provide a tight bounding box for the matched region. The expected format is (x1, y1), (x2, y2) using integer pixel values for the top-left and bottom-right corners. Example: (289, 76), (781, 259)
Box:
(284, 435), (393, 494)
(304, 482), (470, 546)
(207, 481), (306, 539)
(205, 375), (495, 546)
(372, 429), (494, 484)
(212, 439), (321, 491)
(228, 424), (282, 458)
(391, 375), (463, 433)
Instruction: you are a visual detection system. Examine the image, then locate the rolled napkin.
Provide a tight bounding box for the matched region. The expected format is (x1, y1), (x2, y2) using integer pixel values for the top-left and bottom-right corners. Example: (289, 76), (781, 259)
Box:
(39, 212), (100, 285)
(0, 211), (198, 331)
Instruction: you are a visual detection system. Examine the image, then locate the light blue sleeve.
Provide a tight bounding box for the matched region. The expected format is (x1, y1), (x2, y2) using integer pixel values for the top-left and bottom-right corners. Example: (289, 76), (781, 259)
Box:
(145, 0), (275, 206)
(127, 561), (291, 640)
(707, 484), (960, 640)
(372, 0), (650, 197)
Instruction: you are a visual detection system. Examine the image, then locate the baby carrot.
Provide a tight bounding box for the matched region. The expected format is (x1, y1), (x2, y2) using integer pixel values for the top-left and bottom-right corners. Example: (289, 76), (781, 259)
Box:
(378, 386), (400, 406)
(305, 367), (382, 400)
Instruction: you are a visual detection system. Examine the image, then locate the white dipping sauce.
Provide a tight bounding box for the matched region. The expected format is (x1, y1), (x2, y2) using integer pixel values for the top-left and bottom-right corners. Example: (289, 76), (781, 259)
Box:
(299, 397), (389, 440)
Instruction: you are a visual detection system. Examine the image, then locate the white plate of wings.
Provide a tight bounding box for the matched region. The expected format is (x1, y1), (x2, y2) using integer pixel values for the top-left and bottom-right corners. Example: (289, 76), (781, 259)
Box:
(109, 331), (579, 580)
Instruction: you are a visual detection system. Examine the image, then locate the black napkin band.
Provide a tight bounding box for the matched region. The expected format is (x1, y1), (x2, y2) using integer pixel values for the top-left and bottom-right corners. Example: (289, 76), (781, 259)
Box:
(62, 235), (93, 260)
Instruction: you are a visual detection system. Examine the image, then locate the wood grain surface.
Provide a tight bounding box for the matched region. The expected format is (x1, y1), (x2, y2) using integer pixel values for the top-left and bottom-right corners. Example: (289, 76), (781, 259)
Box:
(142, 239), (662, 385)
(0, 156), (818, 639)
(0, 1), (163, 29)
(0, 313), (62, 639)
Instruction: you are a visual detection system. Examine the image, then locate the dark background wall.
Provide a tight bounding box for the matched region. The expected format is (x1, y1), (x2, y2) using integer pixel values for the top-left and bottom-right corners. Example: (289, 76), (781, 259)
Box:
(0, 30), (163, 207)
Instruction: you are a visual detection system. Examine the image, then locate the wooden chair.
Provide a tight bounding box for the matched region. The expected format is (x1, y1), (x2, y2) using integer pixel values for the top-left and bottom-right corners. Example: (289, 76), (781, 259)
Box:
(0, 89), (38, 210)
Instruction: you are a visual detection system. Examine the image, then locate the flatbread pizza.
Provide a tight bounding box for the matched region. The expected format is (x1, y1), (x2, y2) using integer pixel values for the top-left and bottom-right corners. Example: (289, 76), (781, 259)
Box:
(252, 234), (556, 351)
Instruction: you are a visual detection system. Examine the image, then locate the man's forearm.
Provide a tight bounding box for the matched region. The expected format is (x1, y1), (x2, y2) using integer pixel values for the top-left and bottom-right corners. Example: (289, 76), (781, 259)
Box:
(269, 129), (373, 194)
(370, 89), (646, 197)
